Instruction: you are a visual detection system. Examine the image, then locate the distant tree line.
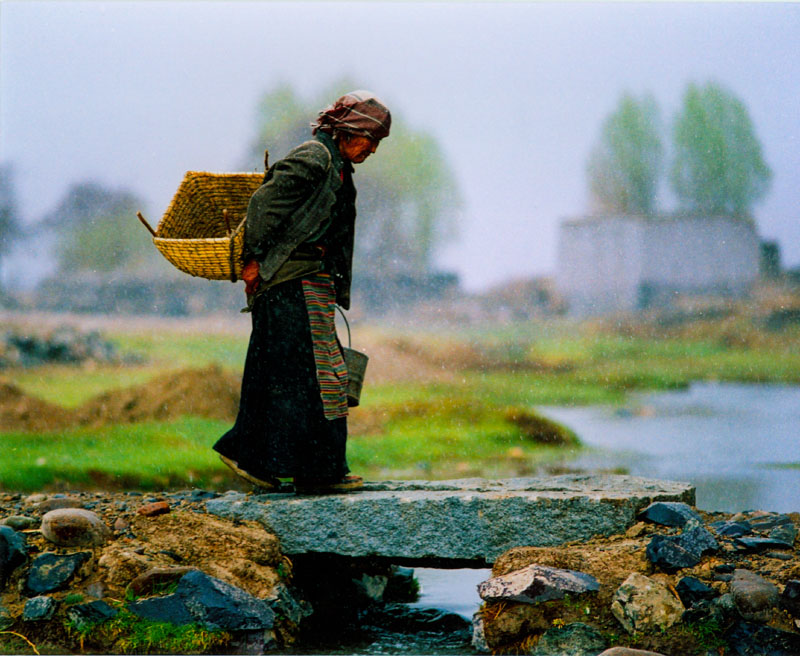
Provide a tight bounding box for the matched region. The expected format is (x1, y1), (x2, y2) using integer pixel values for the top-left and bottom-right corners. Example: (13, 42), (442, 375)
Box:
(587, 81), (771, 218)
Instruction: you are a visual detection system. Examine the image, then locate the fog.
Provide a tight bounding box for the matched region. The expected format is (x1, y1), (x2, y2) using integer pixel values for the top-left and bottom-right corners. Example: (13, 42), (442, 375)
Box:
(2, 1), (799, 291)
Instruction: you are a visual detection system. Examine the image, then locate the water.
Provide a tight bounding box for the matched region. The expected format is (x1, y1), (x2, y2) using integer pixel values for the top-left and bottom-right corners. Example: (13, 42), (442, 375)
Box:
(538, 382), (800, 513)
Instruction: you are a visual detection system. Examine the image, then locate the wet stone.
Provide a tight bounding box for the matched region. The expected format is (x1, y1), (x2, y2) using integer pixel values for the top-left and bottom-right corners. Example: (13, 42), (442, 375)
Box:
(24, 551), (91, 596)
(676, 576), (717, 608)
(638, 501), (702, 528)
(1, 515), (38, 531)
(66, 600), (119, 630)
(531, 621), (608, 656)
(363, 603), (471, 633)
(730, 569), (779, 622)
(780, 580), (800, 617)
(0, 525), (27, 588)
(478, 563), (599, 604)
(41, 508), (112, 547)
(23, 595), (57, 621)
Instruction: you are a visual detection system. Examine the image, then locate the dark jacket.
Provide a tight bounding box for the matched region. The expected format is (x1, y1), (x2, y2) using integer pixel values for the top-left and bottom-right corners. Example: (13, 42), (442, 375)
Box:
(244, 132), (357, 309)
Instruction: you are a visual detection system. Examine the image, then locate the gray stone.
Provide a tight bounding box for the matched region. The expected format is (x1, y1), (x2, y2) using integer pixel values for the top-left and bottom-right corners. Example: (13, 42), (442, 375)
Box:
(730, 569), (779, 622)
(128, 570), (275, 632)
(66, 600), (118, 630)
(206, 475), (694, 564)
(1, 515), (38, 531)
(710, 519), (752, 537)
(478, 563), (599, 604)
(265, 583), (313, 627)
(675, 576), (717, 608)
(34, 496), (85, 513)
(352, 572), (388, 602)
(23, 595), (57, 621)
(611, 572), (684, 634)
(735, 536), (794, 552)
(41, 508), (112, 547)
(646, 526), (718, 571)
(747, 512), (794, 533)
(638, 501), (702, 528)
(472, 612), (490, 653)
(725, 620), (800, 655)
(24, 552), (91, 596)
(769, 523), (797, 546)
(780, 579), (800, 617)
(0, 525), (27, 588)
(531, 621), (607, 655)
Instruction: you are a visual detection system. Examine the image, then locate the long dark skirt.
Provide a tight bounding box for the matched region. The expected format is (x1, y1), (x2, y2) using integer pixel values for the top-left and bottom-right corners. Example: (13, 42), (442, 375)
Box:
(213, 278), (349, 481)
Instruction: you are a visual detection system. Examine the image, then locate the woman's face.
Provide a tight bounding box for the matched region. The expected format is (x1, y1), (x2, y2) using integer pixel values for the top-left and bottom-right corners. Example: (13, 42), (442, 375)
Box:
(338, 134), (380, 163)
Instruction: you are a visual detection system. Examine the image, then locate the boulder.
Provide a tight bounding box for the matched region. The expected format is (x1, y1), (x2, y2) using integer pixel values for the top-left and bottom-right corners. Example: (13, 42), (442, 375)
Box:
(23, 596), (57, 621)
(478, 564), (599, 604)
(730, 569), (779, 622)
(24, 552), (91, 596)
(41, 508), (112, 547)
(531, 621), (607, 655)
(65, 600), (118, 630)
(611, 572), (684, 634)
(0, 525), (27, 588)
(638, 502), (702, 528)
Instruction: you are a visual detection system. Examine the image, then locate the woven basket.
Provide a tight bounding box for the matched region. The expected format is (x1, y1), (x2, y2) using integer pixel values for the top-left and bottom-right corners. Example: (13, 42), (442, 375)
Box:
(150, 171), (264, 281)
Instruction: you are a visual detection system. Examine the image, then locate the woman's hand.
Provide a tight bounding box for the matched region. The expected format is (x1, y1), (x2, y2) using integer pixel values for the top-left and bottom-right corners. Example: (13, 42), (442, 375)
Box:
(242, 259), (261, 295)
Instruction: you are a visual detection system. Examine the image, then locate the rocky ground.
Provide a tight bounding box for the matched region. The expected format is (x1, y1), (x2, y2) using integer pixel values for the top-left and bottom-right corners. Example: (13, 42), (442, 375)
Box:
(1, 490), (799, 655)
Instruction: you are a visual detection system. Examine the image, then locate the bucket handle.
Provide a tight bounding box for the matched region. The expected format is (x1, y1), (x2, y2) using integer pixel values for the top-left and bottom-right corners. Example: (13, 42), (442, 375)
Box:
(335, 305), (351, 348)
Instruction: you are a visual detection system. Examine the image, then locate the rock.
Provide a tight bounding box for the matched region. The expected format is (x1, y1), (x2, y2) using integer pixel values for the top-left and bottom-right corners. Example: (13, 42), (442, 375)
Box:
(227, 630), (278, 655)
(113, 517), (129, 532)
(598, 649), (667, 656)
(638, 501), (702, 528)
(675, 576), (717, 608)
(352, 573), (388, 602)
(265, 583), (313, 627)
(472, 612), (490, 653)
(364, 603), (471, 633)
(137, 501), (171, 517)
(1, 515), (38, 530)
(23, 595), (57, 621)
(0, 525), (27, 588)
(24, 552), (91, 596)
(747, 512), (795, 533)
(384, 565), (418, 602)
(734, 536), (794, 552)
(34, 496), (85, 513)
(730, 569), (779, 622)
(206, 475), (695, 563)
(769, 523), (797, 546)
(531, 621), (607, 655)
(129, 570), (275, 632)
(41, 508), (112, 547)
(0, 604), (13, 630)
(65, 600), (119, 630)
(478, 564), (599, 604)
(646, 527), (718, 571)
(711, 520), (752, 538)
(780, 579), (800, 617)
(610, 572), (684, 634)
(85, 581), (105, 599)
(128, 566), (199, 597)
(725, 620), (800, 655)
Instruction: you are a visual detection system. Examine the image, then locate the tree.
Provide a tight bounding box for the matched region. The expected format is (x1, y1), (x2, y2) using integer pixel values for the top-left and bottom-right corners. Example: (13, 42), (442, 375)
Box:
(43, 182), (158, 274)
(670, 82), (771, 216)
(242, 81), (461, 274)
(0, 164), (21, 289)
(586, 93), (663, 215)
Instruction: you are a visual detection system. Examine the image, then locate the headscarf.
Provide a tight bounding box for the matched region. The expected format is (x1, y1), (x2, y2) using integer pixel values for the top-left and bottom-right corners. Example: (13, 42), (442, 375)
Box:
(311, 90), (391, 141)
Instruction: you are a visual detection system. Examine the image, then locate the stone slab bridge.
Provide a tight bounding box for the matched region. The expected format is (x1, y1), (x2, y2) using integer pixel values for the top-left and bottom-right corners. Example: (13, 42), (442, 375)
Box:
(206, 474), (694, 568)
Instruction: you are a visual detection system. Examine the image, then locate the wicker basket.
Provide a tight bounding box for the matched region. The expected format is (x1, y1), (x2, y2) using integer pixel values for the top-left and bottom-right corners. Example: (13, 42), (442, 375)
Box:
(144, 171), (264, 281)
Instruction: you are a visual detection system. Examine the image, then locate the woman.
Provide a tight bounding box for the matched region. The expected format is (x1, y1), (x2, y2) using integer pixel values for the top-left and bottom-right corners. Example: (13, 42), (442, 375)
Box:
(213, 91), (391, 494)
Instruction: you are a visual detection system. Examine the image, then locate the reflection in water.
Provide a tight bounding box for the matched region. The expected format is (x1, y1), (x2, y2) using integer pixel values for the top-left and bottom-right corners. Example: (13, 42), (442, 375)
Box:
(538, 382), (800, 513)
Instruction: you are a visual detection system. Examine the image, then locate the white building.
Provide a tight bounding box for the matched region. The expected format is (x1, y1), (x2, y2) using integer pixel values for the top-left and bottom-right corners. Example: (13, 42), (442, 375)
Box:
(556, 214), (761, 316)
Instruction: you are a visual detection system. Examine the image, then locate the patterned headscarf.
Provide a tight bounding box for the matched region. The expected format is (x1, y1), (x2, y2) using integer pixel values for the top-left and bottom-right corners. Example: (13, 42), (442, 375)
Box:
(312, 90), (391, 141)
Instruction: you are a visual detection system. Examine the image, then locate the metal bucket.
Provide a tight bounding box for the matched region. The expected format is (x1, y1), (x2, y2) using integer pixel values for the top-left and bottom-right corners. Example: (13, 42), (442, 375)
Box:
(343, 346), (368, 407)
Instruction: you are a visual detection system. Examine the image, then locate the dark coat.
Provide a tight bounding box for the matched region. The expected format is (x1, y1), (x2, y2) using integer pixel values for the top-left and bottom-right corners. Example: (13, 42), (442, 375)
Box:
(244, 132), (357, 309)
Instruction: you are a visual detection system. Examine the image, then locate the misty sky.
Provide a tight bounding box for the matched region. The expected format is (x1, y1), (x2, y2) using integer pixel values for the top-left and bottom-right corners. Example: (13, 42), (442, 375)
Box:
(2, 1), (798, 291)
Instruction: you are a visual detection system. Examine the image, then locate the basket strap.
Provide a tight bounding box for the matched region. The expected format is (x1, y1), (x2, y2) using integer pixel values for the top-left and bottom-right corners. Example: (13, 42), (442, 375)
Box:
(228, 219), (238, 283)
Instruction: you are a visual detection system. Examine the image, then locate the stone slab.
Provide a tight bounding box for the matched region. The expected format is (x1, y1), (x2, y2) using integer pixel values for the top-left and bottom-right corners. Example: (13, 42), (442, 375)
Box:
(206, 475), (694, 565)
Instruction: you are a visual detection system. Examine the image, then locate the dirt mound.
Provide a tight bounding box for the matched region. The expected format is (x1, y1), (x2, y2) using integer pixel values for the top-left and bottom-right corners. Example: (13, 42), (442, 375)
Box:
(75, 364), (241, 426)
(0, 381), (76, 432)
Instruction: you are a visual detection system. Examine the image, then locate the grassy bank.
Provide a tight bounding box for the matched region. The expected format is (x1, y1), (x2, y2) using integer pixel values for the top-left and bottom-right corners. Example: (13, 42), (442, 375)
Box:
(3, 314), (799, 491)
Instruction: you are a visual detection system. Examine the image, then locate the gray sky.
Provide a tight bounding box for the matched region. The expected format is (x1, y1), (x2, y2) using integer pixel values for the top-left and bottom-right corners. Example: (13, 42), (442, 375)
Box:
(2, 1), (799, 291)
